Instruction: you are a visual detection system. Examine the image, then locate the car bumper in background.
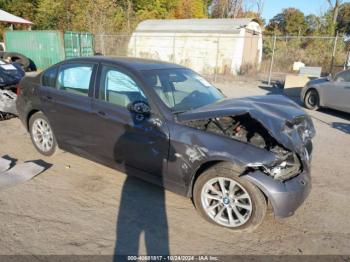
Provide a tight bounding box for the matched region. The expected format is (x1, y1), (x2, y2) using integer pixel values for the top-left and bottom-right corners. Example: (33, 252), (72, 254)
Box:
(242, 170), (311, 218)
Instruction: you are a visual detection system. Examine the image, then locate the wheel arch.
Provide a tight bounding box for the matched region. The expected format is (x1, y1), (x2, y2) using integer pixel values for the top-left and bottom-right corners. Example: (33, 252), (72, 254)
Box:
(304, 87), (324, 107)
(187, 160), (245, 198)
(26, 109), (40, 130)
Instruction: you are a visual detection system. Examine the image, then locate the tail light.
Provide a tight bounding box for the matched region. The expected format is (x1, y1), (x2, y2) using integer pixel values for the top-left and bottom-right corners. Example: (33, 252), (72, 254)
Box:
(16, 84), (21, 96)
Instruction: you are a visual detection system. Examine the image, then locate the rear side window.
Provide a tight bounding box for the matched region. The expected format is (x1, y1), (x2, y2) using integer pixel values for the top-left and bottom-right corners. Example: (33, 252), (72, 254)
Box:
(42, 66), (58, 88)
(99, 65), (147, 107)
(56, 63), (94, 96)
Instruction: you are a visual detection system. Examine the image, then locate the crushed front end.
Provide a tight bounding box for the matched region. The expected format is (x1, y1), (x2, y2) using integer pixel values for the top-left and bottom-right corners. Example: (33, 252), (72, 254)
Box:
(179, 95), (316, 218)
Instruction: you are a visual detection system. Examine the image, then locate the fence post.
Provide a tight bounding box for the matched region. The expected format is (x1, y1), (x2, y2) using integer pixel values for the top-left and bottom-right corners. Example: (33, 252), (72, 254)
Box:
(172, 35), (176, 63)
(134, 34), (137, 57)
(330, 31), (339, 75)
(214, 36), (220, 83)
(100, 34), (105, 55)
(268, 35), (277, 86)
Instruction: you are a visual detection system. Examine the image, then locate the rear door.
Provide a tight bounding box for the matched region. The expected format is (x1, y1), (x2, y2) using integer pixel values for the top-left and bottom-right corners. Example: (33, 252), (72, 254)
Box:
(90, 64), (170, 177)
(39, 62), (98, 155)
(323, 70), (350, 113)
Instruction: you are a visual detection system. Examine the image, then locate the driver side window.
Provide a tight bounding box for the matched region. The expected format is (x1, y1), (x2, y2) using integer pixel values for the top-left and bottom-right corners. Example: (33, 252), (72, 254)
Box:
(99, 66), (147, 108)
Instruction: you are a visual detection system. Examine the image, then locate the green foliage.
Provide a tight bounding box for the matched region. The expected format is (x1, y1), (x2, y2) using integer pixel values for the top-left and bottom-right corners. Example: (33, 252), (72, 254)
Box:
(266, 8), (307, 35)
(337, 2), (350, 34)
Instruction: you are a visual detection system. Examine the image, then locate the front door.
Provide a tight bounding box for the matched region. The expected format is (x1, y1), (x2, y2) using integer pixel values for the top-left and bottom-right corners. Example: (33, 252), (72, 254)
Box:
(90, 64), (169, 177)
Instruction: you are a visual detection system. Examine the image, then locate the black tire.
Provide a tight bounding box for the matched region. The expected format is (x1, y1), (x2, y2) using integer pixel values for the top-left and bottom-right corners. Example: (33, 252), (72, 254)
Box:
(29, 112), (58, 156)
(3, 52), (30, 71)
(304, 89), (320, 110)
(193, 163), (267, 231)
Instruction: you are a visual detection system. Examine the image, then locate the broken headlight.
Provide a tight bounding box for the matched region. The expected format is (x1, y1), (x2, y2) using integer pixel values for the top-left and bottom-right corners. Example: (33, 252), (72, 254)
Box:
(269, 153), (301, 181)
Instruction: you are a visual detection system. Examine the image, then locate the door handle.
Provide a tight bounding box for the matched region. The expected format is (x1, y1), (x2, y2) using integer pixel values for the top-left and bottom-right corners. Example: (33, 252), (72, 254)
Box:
(97, 110), (109, 119)
(46, 95), (53, 100)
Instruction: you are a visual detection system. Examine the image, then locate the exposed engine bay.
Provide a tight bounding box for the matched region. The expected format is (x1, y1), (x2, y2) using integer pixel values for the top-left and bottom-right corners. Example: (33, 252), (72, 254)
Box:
(184, 113), (303, 181)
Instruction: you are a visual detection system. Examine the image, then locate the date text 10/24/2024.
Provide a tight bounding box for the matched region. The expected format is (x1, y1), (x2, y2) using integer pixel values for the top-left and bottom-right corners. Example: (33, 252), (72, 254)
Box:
(127, 256), (219, 261)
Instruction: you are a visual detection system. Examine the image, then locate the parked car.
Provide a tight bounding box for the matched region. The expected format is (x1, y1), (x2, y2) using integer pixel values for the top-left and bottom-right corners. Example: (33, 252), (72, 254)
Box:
(16, 57), (315, 231)
(301, 69), (350, 113)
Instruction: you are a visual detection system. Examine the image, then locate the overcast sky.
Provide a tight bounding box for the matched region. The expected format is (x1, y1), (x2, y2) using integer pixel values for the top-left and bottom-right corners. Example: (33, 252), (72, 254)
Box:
(262, 0), (350, 21)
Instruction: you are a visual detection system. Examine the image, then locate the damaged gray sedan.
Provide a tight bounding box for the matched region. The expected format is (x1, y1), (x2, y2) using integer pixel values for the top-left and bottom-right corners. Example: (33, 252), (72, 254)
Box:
(17, 57), (315, 230)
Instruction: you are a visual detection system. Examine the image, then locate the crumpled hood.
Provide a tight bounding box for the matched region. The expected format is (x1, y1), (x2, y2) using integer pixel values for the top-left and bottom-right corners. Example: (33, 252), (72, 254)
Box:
(177, 95), (314, 154)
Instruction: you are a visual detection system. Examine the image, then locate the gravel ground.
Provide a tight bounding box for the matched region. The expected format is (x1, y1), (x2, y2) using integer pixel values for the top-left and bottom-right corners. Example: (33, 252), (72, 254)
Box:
(0, 81), (349, 256)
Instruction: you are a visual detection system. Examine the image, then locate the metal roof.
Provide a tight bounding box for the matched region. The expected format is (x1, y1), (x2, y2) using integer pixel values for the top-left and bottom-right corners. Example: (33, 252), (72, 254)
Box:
(64, 56), (184, 71)
(135, 18), (256, 34)
(0, 9), (33, 25)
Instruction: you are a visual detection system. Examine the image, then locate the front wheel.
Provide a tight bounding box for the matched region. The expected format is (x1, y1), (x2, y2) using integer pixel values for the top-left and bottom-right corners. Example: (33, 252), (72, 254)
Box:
(304, 89), (320, 110)
(29, 112), (58, 156)
(193, 164), (267, 231)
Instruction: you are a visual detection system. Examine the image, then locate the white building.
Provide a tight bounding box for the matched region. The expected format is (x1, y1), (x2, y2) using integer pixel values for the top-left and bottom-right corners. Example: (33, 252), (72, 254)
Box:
(128, 18), (262, 75)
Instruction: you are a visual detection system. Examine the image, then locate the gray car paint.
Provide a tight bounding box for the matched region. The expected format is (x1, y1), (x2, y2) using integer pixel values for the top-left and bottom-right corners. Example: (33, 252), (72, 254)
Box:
(301, 74), (350, 113)
(17, 57), (315, 219)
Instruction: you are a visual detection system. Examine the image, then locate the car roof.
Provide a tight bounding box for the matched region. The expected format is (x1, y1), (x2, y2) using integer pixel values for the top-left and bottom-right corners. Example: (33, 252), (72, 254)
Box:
(64, 56), (185, 71)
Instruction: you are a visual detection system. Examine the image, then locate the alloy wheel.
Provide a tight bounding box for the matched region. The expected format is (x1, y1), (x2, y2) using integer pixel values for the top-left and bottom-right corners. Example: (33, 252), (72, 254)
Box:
(201, 177), (253, 227)
(31, 118), (54, 152)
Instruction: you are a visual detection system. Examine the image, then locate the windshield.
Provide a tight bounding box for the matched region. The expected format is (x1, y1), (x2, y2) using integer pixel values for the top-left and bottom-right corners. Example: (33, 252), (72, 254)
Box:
(141, 68), (224, 113)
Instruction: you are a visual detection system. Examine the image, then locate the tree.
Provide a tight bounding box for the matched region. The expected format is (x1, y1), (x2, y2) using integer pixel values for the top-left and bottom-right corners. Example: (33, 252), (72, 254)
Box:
(337, 2), (350, 34)
(266, 8), (307, 35)
(172, 0), (206, 18)
(210, 0), (243, 18)
(305, 14), (321, 35)
(1, 0), (38, 22)
(34, 0), (71, 30)
(326, 0), (343, 35)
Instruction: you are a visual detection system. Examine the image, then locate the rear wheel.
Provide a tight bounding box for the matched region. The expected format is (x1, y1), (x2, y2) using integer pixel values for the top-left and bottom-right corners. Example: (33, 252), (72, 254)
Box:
(304, 89), (320, 110)
(193, 163), (267, 231)
(29, 112), (58, 156)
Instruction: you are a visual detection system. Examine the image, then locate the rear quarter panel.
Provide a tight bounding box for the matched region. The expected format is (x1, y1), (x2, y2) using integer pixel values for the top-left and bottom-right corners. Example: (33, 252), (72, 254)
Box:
(16, 73), (42, 129)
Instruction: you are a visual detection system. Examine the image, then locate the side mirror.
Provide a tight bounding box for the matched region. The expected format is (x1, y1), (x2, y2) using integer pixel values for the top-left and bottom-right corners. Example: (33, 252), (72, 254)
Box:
(128, 101), (151, 115)
(327, 74), (333, 81)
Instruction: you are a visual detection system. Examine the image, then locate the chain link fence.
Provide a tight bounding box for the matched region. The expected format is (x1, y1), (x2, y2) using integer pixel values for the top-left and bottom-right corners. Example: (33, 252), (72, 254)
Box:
(94, 34), (349, 85)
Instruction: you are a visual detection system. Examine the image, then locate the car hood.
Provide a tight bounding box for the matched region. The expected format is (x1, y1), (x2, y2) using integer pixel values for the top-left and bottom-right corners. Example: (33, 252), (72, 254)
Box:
(177, 95), (315, 155)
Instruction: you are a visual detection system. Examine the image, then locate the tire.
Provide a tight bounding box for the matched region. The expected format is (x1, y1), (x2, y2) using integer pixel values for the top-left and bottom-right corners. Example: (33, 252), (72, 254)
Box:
(3, 52), (30, 71)
(29, 112), (58, 156)
(193, 163), (267, 231)
(304, 89), (320, 110)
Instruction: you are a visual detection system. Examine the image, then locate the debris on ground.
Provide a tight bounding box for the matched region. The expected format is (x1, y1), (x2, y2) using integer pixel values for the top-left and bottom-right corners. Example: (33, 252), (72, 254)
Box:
(0, 156), (51, 190)
(0, 89), (17, 121)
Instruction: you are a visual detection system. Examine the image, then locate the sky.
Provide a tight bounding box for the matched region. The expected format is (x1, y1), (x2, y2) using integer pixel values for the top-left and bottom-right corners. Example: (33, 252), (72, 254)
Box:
(262, 0), (350, 22)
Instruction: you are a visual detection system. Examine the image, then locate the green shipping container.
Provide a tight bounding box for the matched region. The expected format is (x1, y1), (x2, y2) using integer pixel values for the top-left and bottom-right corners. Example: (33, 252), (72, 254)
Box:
(4, 30), (94, 70)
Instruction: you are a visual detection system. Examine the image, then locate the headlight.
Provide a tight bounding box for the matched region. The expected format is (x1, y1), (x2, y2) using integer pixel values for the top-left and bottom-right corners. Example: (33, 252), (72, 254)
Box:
(269, 153), (301, 181)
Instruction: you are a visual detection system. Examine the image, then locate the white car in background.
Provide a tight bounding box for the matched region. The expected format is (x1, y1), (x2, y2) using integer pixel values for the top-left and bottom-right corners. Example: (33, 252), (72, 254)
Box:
(301, 69), (350, 113)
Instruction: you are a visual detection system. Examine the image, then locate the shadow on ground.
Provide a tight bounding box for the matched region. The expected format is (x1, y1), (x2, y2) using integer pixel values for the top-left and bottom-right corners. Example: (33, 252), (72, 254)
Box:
(114, 176), (169, 256)
(331, 122), (350, 134)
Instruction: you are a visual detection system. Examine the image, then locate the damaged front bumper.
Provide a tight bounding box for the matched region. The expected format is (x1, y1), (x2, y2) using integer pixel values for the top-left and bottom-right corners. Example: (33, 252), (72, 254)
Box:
(242, 170), (311, 218)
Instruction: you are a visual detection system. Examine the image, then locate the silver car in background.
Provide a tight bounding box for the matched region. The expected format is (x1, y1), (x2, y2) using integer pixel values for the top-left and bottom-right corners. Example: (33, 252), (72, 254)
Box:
(301, 69), (350, 113)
